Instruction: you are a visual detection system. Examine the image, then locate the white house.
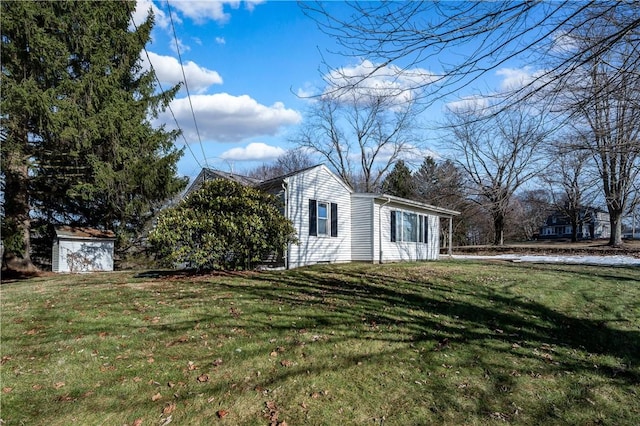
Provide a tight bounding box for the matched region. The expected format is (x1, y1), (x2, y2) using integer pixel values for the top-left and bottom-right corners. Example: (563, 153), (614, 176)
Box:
(186, 164), (459, 269)
(52, 227), (116, 273)
(256, 165), (354, 269)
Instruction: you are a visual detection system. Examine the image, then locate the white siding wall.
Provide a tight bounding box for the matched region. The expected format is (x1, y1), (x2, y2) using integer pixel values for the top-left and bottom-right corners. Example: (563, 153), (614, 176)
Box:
(52, 241), (60, 272)
(54, 239), (114, 273)
(350, 196), (374, 261)
(286, 166), (352, 268)
(377, 201), (441, 262)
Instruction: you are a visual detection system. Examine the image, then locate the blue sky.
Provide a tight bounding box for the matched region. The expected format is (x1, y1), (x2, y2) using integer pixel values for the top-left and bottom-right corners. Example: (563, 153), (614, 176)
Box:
(132, 0), (535, 181)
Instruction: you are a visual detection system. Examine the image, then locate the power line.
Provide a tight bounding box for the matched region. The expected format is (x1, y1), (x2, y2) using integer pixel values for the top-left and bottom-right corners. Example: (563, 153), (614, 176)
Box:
(123, 0), (204, 170)
(166, 0), (209, 168)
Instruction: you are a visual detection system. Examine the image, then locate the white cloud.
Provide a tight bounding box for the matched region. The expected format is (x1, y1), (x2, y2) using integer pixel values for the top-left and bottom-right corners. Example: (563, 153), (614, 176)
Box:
(168, 0), (266, 25)
(444, 96), (489, 113)
(141, 52), (223, 94)
(132, 0), (169, 29)
(496, 67), (546, 91)
(220, 142), (286, 161)
(322, 59), (437, 106)
(215, 37), (226, 45)
(170, 37), (191, 55)
(160, 93), (301, 143)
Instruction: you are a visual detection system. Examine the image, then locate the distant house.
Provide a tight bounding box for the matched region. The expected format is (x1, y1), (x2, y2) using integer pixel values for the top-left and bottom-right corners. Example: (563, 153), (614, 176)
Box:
(184, 164), (460, 269)
(52, 227), (116, 273)
(538, 208), (610, 240)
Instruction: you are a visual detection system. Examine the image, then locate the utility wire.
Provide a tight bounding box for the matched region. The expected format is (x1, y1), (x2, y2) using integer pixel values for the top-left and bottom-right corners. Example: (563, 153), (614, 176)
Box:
(123, 0), (204, 170)
(166, 0), (209, 168)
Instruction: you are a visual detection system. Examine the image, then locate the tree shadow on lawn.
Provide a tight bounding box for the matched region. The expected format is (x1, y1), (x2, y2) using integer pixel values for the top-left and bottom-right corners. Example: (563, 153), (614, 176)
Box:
(245, 265), (640, 384)
(7, 264), (638, 424)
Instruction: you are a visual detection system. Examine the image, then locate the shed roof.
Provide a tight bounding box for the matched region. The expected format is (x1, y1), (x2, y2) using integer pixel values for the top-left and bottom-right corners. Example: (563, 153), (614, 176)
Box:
(55, 226), (116, 240)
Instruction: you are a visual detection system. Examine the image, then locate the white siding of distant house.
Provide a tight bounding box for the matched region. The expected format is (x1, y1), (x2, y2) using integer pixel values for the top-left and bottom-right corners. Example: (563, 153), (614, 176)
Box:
(53, 238), (114, 273)
(350, 196), (374, 261)
(285, 165), (352, 268)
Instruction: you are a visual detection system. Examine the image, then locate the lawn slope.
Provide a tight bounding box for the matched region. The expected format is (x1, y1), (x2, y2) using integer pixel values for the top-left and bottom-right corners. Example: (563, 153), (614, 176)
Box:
(1, 261), (639, 425)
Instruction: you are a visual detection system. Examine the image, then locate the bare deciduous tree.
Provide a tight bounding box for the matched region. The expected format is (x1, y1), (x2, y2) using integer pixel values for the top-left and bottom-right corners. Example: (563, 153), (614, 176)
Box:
(293, 91), (420, 192)
(247, 148), (314, 181)
(541, 141), (599, 242)
(555, 8), (640, 246)
(510, 189), (552, 241)
(445, 107), (548, 245)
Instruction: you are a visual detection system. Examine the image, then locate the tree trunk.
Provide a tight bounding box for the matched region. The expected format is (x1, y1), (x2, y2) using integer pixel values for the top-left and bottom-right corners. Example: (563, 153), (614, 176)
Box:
(493, 213), (505, 246)
(2, 146), (37, 273)
(570, 215), (579, 243)
(608, 210), (624, 247)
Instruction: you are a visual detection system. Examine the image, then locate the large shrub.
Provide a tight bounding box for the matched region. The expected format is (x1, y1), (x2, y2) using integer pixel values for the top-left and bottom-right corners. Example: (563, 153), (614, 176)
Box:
(149, 179), (297, 271)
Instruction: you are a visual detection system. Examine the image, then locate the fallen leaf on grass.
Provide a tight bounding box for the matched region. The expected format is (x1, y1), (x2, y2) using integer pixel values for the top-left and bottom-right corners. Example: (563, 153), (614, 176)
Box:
(132, 418), (143, 426)
(163, 402), (177, 415)
(166, 335), (189, 347)
(197, 374), (209, 383)
(264, 401), (279, 424)
(280, 360), (294, 367)
(2, 387), (13, 393)
(32, 384), (43, 391)
(188, 361), (198, 371)
(152, 392), (162, 401)
(55, 394), (75, 402)
(1, 356), (12, 365)
(217, 410), (229, 418)
(53, 382), (65, 389)
(213, 358), (223, 367)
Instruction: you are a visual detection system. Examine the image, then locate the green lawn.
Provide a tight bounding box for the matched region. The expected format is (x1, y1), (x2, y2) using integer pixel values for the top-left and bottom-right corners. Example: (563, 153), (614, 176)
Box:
(1, 261), (639, 425)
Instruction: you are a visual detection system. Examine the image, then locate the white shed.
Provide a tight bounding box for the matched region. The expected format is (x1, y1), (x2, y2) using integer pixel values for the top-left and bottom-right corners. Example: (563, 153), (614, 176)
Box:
(52, 227), (116, 273)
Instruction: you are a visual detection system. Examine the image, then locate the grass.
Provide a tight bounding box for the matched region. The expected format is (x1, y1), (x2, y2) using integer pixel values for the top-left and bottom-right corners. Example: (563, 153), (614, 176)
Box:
(1, 261), (639, 425)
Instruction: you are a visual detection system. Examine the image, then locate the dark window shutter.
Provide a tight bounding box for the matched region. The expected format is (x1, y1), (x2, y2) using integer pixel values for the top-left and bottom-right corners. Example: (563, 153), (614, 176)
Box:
(390, 211), (396, 242)
(330, 203), (338, 237)
(424, 216), (429, 243)
(309, 199), (317, 236)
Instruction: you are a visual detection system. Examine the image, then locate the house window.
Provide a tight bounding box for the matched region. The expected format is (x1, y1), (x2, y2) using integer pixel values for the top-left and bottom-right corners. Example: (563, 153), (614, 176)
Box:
(403, 212), (418, 242)
(318, 202), (328, 235)
(309, 199), (338, 237)
(391, 211), (427, 243)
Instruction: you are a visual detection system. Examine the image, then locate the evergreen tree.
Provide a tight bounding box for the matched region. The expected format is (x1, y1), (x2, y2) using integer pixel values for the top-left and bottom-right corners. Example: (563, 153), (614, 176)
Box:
(1, 1), (186, 271)
(381, 160), (415, 199)
(414, 156), (474, 245)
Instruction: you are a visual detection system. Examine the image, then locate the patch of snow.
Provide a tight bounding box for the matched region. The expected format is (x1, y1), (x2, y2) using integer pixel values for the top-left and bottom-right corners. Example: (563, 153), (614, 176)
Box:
(450, 254), (640, 266)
